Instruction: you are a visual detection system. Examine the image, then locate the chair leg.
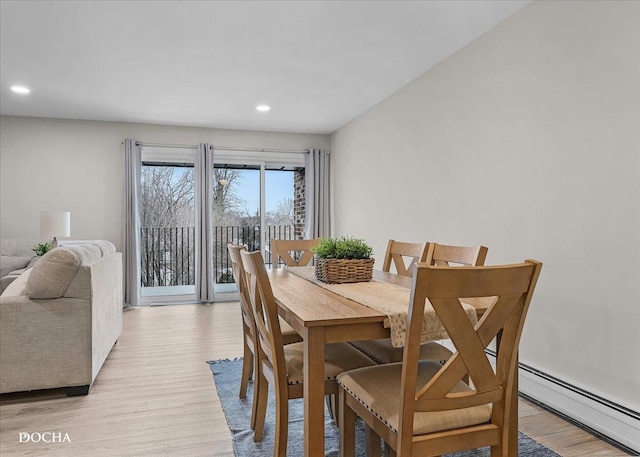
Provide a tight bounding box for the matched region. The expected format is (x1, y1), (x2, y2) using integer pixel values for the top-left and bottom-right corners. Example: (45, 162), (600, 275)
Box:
(274, 387), (289, 457)
(365, 425), (381, 457)
(326, 395), (334, 419)
(339, 388), (356, 457)
(240, 337), (252, 398)
(253, 372), (268, 442)
(250, 352), (260, 430)
(490, 445), (507, 457)
(326, 394), (340, 426)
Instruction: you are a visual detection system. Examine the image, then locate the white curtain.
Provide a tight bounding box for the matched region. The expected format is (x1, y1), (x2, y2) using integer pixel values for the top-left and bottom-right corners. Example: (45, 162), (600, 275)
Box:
(123, 139), (141, 307)
(195, 143), (215, 303)
(305, 149), (330, 238)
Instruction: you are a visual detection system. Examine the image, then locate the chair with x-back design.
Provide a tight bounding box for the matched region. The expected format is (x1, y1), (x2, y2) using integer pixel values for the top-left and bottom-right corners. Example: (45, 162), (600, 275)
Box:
(338, 260), (542, 457)
(381, 240), (429, 277)
(351, 243), (489, 368)
(227, 244), (302, 431)
(240, 250), (375, 457)
(269, 238), (321, 269)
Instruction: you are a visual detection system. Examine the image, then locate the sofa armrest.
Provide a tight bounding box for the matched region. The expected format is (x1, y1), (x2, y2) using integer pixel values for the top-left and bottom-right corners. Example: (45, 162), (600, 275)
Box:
(0, 295), (92, 394)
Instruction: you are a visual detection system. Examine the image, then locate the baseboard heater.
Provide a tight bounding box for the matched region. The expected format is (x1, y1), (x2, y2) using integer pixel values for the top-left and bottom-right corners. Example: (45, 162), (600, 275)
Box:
(484, 349), (640, 455)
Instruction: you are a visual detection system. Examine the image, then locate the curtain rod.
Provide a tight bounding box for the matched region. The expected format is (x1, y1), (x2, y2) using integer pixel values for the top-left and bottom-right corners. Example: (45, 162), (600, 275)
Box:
(132, 141), (309, 154)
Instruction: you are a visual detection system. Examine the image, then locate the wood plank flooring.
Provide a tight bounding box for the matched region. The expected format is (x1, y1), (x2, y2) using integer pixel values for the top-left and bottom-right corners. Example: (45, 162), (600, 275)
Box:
(0, 303), (628, 456)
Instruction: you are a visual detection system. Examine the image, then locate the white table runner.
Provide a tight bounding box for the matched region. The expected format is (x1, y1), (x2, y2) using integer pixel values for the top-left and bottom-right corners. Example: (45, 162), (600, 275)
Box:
(286, 267), (477, 347)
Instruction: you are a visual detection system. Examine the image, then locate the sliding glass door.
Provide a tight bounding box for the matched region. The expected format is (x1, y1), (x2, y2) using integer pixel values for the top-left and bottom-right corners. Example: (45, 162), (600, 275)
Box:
(140, 146), (197, 303)
(213, 149), (305, 299)
(212, 164), (261, 295)
(137, 146), (305, 302)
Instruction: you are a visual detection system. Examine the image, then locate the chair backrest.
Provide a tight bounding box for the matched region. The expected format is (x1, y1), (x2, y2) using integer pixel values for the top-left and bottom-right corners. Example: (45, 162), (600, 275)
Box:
(426, 243), (488, 267)
(398, 260), (542, 449)
(382, 240), (429, 277)
(270, 238), (321, 269)
(227, 244), (255, 337)
(240, 250), (288, 386)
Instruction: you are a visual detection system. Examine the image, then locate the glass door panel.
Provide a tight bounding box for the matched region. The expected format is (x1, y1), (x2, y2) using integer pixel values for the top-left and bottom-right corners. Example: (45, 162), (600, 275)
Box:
(213, 164), (261, 295)
(265, 169), (298, 267)
(140, 162), (196, 299)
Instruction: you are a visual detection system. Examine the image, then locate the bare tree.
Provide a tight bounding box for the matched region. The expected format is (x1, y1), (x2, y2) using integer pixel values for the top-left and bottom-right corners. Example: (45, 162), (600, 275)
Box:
(140, 166), (195, 287)
(213, 168), (243, 225)
(267, 197), (294, 226)
(141, 166), (194, 227)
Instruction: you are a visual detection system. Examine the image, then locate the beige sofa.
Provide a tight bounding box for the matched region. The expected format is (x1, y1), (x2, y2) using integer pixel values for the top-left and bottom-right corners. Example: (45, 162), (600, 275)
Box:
(0, 241), (123, 395)
(0, 239), (40, 293)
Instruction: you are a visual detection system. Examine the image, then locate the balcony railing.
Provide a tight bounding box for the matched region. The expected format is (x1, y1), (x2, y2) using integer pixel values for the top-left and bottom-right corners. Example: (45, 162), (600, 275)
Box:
(140, 225), (295, 287)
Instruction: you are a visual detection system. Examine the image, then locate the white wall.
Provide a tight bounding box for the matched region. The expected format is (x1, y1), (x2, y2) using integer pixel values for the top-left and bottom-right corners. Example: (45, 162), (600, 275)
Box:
(331, 0), (639, 409)
(0, 116), (329, 250)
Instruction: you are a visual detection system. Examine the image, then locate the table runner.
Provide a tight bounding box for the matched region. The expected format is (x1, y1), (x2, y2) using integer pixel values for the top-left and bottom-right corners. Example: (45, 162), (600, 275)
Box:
(286, 267), (477, 347)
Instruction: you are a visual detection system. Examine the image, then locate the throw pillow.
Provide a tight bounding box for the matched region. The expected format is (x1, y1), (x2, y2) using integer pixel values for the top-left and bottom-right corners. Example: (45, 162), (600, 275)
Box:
(27, 248), (81, 299)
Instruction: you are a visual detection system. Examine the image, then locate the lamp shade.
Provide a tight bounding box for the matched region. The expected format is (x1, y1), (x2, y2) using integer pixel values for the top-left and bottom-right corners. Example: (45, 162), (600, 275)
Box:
(40, 211), (71, 239)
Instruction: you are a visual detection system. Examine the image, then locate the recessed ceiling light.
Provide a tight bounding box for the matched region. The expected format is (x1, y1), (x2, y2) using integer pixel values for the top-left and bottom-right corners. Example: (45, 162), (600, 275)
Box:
(11, 85), (30, 94)
(256, 105), (270, 112)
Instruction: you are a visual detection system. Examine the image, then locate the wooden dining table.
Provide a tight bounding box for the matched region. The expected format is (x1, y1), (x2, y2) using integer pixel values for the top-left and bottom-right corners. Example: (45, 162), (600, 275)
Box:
(266, 266), (506, 457)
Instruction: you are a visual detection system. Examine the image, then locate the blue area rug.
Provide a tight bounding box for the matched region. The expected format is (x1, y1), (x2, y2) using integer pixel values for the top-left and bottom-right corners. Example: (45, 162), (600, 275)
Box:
(209, 358), (559, 456)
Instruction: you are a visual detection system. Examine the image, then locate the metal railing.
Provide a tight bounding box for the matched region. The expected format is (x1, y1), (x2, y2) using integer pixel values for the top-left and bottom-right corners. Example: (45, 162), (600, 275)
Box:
(140, 225), (295, 287)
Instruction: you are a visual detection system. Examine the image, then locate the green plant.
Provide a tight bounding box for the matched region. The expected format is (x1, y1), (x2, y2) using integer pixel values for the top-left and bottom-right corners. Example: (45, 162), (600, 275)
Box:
(312, 236), (373, 260)
(33, 242), (52, 256)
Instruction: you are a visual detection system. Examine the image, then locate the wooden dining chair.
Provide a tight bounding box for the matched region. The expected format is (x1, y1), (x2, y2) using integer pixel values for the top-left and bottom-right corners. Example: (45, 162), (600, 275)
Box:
(351, 243), (489, 367)
(338, 260), (542, 457)
(270, 238), (321, 269)
(240, 250), (376, 457)
(227, 244), (302, 430)
(382, 240), (429, 277)
(270, 237), (343, 420)
(427, 242), (488, 267)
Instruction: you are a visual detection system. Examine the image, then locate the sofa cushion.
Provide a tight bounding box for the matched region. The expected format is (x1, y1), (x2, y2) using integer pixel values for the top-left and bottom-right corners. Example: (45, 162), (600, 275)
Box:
(0, 239), (38, 257)
(27, 249), (81, 299)
(0, 255), (33, 279)
(0, 268), (32, 297)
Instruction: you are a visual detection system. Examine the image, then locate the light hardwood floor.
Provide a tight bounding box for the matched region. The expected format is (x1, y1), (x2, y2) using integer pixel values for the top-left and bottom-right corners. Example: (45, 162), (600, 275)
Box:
(0, 303), (628, 456)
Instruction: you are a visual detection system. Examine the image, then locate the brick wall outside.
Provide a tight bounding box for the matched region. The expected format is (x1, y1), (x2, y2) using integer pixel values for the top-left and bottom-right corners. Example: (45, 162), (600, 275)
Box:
(293, 168), (305, 239)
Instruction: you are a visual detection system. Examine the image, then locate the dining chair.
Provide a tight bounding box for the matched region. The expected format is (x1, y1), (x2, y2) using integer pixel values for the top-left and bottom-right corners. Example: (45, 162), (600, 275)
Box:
(270, 238), (321, 269)
(240, 250), (376, 457)
(350, 243), (489, 367)
(227, 244), (302, 430)
(270, 237), (342, 420)
(338, 260), (542, 457)
(381, 240), (429, 277)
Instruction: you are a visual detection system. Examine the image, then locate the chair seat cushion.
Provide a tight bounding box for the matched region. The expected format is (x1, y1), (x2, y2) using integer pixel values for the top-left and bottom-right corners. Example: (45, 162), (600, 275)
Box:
(337, 361), (491, 435)
(349, 339), (453, 365)
(284, 342), (376, 385)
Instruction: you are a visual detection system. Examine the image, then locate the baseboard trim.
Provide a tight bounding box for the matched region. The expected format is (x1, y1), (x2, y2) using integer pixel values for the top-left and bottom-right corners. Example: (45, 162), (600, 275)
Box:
(484, 349), (640, 455)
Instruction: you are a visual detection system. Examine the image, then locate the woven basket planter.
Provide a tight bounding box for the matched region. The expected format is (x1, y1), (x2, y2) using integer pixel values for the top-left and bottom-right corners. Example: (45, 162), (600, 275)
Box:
(314, 256), (375, 284)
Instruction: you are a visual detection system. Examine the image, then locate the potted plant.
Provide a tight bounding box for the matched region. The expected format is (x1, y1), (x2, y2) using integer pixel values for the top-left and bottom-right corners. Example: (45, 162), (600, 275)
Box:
(32, 242), (52, 257)
(311, 236), (374, 284)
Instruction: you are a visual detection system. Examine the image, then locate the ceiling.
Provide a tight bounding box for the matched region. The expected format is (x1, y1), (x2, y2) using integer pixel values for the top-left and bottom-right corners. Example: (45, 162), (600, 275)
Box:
(0, 1), (530, 134)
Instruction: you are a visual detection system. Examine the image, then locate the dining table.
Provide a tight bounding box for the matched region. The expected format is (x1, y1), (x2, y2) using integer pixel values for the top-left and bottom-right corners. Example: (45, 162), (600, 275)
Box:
(266, 266), (511, 457)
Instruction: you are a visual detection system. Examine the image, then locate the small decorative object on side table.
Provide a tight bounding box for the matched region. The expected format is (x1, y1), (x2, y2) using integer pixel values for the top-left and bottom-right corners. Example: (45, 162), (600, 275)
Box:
(312, 236), (374, 284)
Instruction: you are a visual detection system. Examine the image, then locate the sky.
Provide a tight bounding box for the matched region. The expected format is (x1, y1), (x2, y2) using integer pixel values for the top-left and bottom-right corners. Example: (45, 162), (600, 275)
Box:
(234, 169), (294, 214)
